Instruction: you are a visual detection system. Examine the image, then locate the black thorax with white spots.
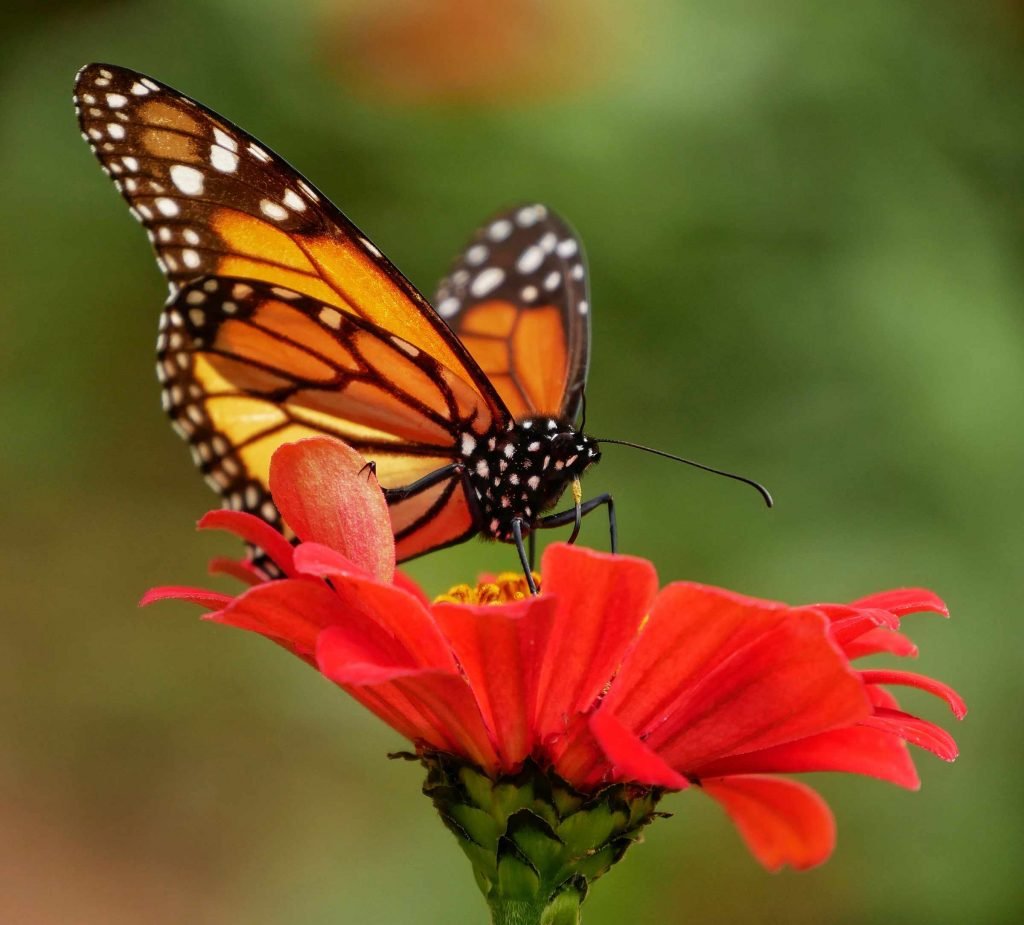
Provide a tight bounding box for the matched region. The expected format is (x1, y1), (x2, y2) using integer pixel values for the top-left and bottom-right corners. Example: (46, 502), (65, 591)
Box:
(461, 418), (600, 541)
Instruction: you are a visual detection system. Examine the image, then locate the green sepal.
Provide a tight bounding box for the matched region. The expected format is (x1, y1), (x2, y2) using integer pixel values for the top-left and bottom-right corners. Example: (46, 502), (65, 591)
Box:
(416, 752), (666, 924)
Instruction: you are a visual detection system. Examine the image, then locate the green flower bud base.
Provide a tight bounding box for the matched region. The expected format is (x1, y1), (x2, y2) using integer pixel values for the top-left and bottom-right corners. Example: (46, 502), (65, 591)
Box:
(401, 751), (668, 925)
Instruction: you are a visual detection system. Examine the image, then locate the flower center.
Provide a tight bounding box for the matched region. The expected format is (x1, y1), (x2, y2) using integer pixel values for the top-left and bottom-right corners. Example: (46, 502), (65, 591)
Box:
(434, 572), (540, 605)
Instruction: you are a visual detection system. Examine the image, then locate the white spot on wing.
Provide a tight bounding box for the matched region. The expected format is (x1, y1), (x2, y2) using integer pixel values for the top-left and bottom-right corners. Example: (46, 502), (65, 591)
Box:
(170, 164), (204, 195)
(470, 267), (504, 297)
(282, 188), (306, 212)
(516, 245), (544, 274)
(212, 128), (237, 152)
(155, 197), (180, 217)
(488, 219), (513, 241)
(319, 307), (342, 329)
(210, 145), (239, 173)
(466, 244), (488, 265)
(260, 199), (289, 221)
(437, 296), (460, 317)
(390, 336), (419, 357)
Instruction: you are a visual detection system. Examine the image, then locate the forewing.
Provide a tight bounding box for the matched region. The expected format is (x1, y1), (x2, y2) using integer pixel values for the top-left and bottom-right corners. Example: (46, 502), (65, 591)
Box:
(433, 203), (591, 420)
(158, 276), (487, 560)
(74, 63), (506, 426)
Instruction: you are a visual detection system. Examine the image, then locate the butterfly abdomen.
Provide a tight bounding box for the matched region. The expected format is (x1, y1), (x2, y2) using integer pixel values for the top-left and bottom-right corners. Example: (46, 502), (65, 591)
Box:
(462, 418), (600, 540)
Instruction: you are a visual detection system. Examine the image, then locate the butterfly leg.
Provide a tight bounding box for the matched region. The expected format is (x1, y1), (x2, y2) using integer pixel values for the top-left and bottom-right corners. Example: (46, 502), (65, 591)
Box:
(537, 493), (617, 554)
(381, 462), (465, 501)
(528, 529), (537, 572)
(511, 518), (538, 595)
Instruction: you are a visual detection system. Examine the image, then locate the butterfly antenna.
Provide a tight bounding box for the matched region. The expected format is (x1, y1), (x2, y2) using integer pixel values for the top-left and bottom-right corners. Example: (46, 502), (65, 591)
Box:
(594, 438), (774, 508)
(578, 390), (588, 432)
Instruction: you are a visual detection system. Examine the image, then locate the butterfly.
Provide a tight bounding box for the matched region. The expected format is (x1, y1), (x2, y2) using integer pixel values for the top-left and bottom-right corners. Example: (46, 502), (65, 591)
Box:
(74, 63), (613, 585)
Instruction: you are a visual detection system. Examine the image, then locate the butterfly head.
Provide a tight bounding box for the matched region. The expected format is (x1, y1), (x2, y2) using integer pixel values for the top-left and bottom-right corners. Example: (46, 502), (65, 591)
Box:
(466, 417), (600, 541)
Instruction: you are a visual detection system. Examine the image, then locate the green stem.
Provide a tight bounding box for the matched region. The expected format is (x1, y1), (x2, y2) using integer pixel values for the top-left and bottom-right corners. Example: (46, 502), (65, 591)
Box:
(488, 890), (582, 925)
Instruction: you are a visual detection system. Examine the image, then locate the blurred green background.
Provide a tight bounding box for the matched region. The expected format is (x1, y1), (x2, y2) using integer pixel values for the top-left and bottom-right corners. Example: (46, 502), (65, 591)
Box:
(2, 0), (1021, 921)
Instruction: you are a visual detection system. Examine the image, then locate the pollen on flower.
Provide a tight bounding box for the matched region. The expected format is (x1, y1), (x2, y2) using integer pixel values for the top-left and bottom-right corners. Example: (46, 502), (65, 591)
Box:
(433, 572), (540, 605)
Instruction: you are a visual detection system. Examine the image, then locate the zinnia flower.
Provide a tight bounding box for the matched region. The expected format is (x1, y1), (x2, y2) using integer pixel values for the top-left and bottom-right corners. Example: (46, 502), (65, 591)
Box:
(145, 436), (965, 924)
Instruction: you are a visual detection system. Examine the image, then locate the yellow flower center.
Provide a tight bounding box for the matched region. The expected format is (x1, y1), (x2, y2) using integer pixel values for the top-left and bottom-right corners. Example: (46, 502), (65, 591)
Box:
(434, 572), (540, 605)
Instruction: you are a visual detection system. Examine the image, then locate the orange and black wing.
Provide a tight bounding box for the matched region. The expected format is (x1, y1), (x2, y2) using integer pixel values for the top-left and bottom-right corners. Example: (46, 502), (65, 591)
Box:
(433, 204), (591, 420)
(74, 63), (506, 427)
(159, 276), (490, 561)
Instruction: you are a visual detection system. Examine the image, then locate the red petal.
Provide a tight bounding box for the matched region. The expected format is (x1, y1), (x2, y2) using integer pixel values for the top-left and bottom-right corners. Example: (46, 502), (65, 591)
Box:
(299, 552), (455, 671)
(293, 541), (367, 579)
(823, 607), (900, 645)
(694, 725), (920, 789)
(269, 438), (394, 583)
(850, 588), (948, 617)
(433, 596), (556, 771)
(859, 670), (967, 718)
(607, 584), (870, 769)
(393, 570), (431, 607)
(864, 708), (959, 761)
(209, 578), (412, 667)
(843, 627), (918, 660)
(549, 713), (613, 790)
(317, 631), (499, 772)
(588, 710), (689, 790)
(534, 545), (658, 740)
(197, 509), (296, 577)
(208, 555), (265, 586)
(701, 776), (835, 871)
(139, 585), (234, 611)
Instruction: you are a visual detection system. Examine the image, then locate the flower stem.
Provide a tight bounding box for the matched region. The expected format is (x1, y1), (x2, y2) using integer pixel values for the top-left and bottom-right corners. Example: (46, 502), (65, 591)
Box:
(488, 889), (582, 925)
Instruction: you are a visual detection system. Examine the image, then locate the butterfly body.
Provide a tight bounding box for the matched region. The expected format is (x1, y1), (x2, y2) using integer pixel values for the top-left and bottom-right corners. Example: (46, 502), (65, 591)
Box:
(456, 418), (600, 542)
(77, 63), (610, 570)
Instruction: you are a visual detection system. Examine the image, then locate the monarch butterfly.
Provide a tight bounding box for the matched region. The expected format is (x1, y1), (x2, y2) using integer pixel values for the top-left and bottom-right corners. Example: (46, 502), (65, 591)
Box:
(73, 63), (617, 586)
(75, 64), (770, 587)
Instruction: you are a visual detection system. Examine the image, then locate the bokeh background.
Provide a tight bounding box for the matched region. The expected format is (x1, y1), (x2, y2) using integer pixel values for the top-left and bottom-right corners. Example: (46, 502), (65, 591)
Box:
(2, 0), (1021, 922)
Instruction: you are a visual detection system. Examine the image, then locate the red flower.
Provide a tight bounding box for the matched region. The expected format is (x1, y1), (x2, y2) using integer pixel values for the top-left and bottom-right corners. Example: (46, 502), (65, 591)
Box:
(145, 437), (965, 872)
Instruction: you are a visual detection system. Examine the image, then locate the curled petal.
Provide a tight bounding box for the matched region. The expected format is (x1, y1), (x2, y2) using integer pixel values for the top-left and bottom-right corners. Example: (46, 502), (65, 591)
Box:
(844, 627), (918, 660)
(269, 438), (394, 583)
(864, 707), (959, 761)
(140, 585), (234, 611)
(208, 555), (265, 586)
(197, 509), (297, 577)
(823, 607), (900, 646)
(850, 588), (948, 617)
(701, 775), (835, 872)
(694, 725), (920, 790)
(860, 670), (967, 718)
(589, 710), (689, 790)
